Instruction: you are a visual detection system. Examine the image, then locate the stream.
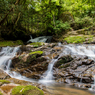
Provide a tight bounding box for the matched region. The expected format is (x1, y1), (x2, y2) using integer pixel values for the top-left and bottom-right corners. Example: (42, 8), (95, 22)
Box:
(0, 44), (95, 95)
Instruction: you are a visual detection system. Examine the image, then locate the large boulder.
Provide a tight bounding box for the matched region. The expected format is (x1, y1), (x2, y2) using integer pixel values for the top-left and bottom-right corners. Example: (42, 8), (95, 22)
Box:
(11, 50), (49, 79)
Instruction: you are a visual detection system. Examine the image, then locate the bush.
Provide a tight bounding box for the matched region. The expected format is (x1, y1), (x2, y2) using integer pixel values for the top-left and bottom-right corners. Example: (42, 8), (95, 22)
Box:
(54, 20), (71, 34)
(71, 16), (93, 30)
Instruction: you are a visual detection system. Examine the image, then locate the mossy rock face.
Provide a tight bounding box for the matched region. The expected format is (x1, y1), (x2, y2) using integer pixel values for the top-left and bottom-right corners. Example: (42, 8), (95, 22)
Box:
(63, 35), (93, 44)
(26, 51), (43, 63)
(54, 55), (73, 68)
(0, 40), (23, 47)
(11, 85), (44, 95)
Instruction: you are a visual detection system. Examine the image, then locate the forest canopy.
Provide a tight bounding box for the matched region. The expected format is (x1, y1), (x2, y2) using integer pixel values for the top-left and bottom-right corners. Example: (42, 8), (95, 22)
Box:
(0, 0), (95, 41)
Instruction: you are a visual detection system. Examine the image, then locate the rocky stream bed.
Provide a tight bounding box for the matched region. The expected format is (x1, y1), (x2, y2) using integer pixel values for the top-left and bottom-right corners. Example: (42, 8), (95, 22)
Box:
(0, 43), (95, 95)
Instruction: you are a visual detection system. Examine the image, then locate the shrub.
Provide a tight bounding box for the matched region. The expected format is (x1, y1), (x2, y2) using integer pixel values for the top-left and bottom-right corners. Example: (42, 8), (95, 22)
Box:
(71, 16), (93, 30)
(54, 20), (71, 34)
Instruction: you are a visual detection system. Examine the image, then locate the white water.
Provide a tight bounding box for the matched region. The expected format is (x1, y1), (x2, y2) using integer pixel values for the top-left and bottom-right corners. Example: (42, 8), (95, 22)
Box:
(64, 44), (95, 58)
(39, 59), (58, 84)
(0, 46), (35, 82)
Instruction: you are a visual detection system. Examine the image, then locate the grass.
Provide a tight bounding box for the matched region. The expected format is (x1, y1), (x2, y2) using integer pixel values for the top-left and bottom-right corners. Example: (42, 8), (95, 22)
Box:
(0, 40), (23, 47)
(11, 85), (44, 95)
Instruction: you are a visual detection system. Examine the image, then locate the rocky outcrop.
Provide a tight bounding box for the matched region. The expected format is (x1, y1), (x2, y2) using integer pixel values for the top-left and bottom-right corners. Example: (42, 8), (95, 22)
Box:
(8, 43), (95, 89)
(54, 55), (95, 88)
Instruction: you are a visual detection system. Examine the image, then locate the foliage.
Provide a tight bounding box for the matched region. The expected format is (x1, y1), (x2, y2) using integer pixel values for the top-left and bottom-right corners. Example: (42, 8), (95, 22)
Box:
(71, 16), (94, 30)
(54, 20), (71, 34)
(11, 85), (44, 95)
(0, 0), (95, 39)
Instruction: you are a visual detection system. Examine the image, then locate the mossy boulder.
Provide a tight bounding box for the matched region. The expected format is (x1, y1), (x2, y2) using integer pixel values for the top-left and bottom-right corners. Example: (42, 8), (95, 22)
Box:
(11, 85), (44, 95)
(30, 42), (44, 48)
(0, 80), (10, 85)
(63, 35), (93, 44)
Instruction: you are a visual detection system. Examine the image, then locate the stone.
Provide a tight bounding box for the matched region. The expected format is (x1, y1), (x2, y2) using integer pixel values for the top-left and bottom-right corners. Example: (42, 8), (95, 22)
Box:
(0, 69), (10, 79)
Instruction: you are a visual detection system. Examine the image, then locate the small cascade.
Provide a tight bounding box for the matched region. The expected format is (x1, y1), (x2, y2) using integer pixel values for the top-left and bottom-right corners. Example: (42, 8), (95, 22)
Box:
(39, 59), (58, 84)
(0, 46), (35, 82)
(78, 74), (83, 88)
(39, 48), (63, 84)
(0, 46), (19, 70)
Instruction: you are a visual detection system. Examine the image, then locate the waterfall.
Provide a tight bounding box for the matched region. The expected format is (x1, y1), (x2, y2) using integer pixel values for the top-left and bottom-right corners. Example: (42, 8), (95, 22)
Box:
(1, 44), (95, 90)
(0, 46), (35, 82)
(39, 59), (58, 84)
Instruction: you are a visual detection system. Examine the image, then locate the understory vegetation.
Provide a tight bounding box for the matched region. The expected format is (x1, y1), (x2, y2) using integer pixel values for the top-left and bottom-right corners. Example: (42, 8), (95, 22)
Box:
(0, 0), (95, 42)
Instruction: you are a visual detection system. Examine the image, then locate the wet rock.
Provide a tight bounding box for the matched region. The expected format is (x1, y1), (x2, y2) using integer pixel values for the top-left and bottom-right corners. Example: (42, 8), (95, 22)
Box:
(11, 52), (49, 79)
(82, 59), (94, 65)
(0, 69), (10, 79)
(54, 55), (73, 67)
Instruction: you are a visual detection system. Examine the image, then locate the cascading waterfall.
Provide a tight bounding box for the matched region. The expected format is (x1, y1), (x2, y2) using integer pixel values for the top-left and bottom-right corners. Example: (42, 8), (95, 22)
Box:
(1, 44), (95, 91)
(0, 46), (35, 82)
(39, 59), (58, 84)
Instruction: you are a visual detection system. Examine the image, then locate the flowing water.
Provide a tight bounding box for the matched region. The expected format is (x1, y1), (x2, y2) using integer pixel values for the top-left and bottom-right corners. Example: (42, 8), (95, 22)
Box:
(0, 46), (35, 82)
(0, 44), (95, 95)
(39, 44), (95, 92)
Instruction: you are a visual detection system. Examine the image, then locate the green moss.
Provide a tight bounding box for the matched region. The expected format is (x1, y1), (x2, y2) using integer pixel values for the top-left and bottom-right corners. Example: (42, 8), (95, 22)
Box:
(11, 85), (44, 95)
(59, 64), (70, 69)
(30, 42), (44, 47)
(63, 35), (93, 44)
(0, 80), (10, 84)
(0, 40), (23, 47)
(0, 91), (3, 95)
(29, 51), (43, 55)
(33, 45), (39, 48)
